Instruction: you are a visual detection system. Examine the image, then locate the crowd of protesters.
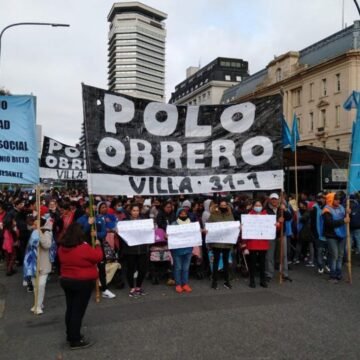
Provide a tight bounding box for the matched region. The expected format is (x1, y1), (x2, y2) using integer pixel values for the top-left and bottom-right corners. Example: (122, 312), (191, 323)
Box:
(0, 187), (356, 349)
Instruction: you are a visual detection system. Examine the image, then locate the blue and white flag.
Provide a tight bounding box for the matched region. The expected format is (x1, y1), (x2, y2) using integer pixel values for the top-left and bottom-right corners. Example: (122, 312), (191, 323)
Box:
(282, 115), (292, 148)
(344, 91), (360, 193)
(0, 95), (39, 184)
(291, 113), (300, 152)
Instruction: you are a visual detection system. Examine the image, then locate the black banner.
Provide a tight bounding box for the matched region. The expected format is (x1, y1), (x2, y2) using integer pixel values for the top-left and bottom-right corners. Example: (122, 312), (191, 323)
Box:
(82, 84), (283, 195)
(40, 136), (87, 181)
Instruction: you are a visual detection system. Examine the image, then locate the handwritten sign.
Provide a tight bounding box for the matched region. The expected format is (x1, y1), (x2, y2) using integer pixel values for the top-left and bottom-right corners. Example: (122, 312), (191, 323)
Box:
(241, 215), (276, 240)
(167, 222), (202, 249)
(117, 219), (154, 246)
(205, 221), (240, 244)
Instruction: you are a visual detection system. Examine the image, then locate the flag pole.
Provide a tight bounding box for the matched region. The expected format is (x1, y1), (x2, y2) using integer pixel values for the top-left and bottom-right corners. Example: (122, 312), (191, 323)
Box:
(279, 189), (284, 284)
(33, 184), (41, 314)
(82, 82), (101, 303)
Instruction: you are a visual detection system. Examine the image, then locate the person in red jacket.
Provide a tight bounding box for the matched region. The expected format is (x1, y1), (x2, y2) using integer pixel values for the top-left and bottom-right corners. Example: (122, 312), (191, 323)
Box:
(58, 222), (103, 350)
(242, 200), (270, 288)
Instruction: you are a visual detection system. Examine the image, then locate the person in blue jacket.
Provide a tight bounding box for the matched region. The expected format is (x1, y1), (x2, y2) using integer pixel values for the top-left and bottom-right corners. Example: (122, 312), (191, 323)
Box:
(95, 201), (117, 299)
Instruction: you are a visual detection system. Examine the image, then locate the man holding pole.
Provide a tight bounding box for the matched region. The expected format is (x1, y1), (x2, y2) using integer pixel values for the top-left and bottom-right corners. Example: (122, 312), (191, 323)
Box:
(265, 193), (292, 282)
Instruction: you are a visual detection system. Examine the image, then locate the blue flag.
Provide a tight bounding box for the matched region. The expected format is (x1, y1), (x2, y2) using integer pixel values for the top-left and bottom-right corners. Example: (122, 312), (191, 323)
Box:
(291, 113), (300, 152)
(344, 91), (360, 193)
(0, 95), (39, 184)
(282, 115), (292, 148)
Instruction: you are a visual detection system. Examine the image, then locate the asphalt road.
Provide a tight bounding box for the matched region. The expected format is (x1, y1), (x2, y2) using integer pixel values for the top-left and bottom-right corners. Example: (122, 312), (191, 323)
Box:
(1, 258), (360, 360)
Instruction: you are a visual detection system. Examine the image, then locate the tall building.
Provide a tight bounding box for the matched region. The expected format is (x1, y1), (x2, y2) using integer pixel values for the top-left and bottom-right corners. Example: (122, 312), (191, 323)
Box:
(107, 2), (167, 102)
(169, 57), (249, 105)
(221, 21), (360, 152)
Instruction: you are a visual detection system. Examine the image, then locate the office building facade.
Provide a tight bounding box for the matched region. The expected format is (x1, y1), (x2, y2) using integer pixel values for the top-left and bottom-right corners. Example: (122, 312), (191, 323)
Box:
(169, 57), (249, 105)
(108, 2), (167, 101)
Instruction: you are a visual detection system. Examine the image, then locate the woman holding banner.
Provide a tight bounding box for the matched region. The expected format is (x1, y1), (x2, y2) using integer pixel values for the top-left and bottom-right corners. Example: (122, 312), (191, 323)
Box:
(241, 200), (270, 288)
(121, 204), (149, 298)
(207, 199), (235, 290)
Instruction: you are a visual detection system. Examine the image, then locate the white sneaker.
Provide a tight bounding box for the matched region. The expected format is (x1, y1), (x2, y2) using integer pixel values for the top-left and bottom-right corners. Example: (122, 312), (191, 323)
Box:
(102, 289), (116, 299)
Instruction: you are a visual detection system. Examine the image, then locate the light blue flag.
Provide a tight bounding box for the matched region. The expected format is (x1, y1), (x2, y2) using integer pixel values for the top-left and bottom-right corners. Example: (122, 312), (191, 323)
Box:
(0, 95), (39, 184)
(282, 115), (292, 148)
(291, 113), (300, 152)
(344, 91), (360, 193)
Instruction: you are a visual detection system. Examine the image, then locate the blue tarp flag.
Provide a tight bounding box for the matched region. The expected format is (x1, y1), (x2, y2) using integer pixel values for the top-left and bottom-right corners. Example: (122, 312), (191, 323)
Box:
(0, 95), (39, 184)
(282, 115), (292, 148)
(291, 113), (300, 152)
(344, 91), (360, 193)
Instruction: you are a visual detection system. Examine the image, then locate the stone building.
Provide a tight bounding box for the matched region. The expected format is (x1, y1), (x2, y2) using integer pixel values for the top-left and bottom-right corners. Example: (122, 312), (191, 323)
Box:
(222, 21), (360, 152)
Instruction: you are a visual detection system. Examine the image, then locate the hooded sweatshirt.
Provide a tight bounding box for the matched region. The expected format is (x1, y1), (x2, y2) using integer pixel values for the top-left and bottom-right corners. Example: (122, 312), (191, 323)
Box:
(322, 193), (346, 239)
(58, 242), (103, 280)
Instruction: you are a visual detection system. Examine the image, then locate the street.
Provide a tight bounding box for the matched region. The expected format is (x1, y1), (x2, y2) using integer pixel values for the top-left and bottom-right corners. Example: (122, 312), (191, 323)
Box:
(1, 259), (360, 360)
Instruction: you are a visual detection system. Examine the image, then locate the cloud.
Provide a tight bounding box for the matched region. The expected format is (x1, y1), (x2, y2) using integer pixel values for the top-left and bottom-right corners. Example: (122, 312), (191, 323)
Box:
(0, 0), (358, 144)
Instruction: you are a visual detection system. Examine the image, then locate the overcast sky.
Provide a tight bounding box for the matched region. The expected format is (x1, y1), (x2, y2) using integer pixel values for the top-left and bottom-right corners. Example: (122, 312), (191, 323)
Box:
(1, 0), (358, 145)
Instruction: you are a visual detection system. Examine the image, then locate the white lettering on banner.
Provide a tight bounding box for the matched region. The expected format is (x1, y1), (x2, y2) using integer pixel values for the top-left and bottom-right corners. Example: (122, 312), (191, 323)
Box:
(241, 215), (277, 240)
(100, 93), (276, 172)
(64, 147), (80, 158)
(97, 137), (125, 167)
(143, 102), (178, 136)
(88, 170), (284, 196)
(211, 140), (237, 167)
(205, 221), (240, 244)
(167, 222), (202, 250)
(220, 102), (256, 133)
(160, 141), (182, 169)
(187, 143), (205, 169)
(104, 93), (135, 133)
(48, 139), (62, 154)
(130, 139), (154, 169)
(116, 219), (154, 246)
(185, 106), (212, 137)
(241, 136), (273, 166)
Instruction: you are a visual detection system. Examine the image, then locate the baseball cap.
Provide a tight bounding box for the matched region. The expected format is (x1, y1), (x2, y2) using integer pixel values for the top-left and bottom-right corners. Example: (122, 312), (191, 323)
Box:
(269, 193), (279, 200)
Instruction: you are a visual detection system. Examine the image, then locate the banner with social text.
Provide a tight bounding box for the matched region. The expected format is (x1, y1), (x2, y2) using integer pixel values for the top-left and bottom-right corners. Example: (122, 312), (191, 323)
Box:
(0, 95), (39, 184)
(82, 84), (283, 195)
(40, 136), (87, 181)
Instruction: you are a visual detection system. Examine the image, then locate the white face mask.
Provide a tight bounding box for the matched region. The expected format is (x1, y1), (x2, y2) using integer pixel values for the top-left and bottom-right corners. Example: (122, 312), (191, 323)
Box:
(253, 206), (263, 213)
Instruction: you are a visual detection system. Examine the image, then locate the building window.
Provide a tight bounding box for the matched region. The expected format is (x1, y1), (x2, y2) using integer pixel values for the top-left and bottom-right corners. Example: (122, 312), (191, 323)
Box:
(207, 91), (211, 98)
(276, 68), (282, 82)
(336, 139), (340, 151)
(236, 76), (242, 82)
(309, 82), (314, 101)
(225, 75), (231, 81)
(322, 78), (327, 96)
(193, 99), (197, 105)
(335, 73), (341, 92)
(322, 140), (326, 148)
(320, 109), (326, 128)
(292, 88), (302, 107)
(309, 112), (314, 131)
(335, 105), (340, 127)
(310, 142), (313, 146)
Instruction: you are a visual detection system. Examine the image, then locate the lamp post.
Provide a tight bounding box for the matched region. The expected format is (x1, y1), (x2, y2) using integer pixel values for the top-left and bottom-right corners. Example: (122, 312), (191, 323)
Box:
(0, 22), (70, 77)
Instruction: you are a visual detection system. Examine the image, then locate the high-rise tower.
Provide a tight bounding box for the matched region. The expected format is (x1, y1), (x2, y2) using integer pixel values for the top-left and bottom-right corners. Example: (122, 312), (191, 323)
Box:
(107, 2), (167, 102)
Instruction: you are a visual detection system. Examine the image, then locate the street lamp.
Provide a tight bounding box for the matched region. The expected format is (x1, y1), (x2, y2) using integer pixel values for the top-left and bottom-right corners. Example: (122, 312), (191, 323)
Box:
(0, 22), (70, 77)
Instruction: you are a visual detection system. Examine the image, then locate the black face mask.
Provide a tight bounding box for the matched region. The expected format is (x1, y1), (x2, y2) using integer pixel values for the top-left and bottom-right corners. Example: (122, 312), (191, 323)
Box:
(219, 207), (227, 213)
(179, 216), (188, 221)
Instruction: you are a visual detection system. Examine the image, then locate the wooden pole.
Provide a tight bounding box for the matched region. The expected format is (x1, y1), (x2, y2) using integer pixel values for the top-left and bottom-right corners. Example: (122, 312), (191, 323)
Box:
(33, 184), (41, 314)
(89, 193), (100, 303)
(279, 190), (284, 284)
(294, 145), (299, 205)
(346, 199), (352, 284)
